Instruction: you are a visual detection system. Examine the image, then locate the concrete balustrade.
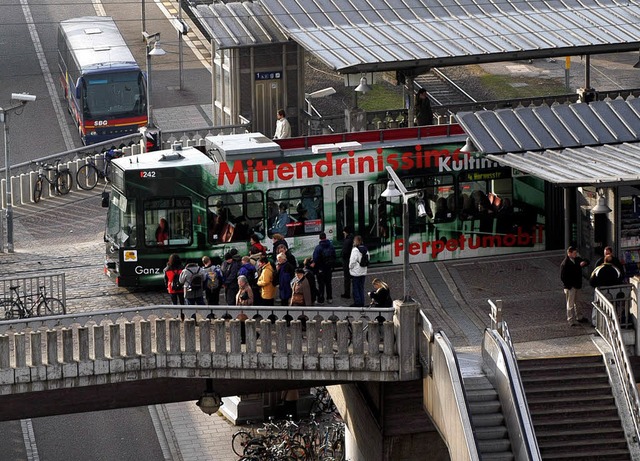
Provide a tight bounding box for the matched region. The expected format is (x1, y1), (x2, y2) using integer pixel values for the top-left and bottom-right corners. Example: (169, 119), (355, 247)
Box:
(0, 304), (409, 395)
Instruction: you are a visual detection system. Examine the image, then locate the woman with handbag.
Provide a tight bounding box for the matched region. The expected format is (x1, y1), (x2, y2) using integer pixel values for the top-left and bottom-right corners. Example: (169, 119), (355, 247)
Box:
(290, 267), (312, 306)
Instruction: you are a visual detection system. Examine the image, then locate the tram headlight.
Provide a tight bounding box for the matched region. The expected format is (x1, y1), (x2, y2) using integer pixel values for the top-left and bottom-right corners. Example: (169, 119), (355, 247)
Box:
(417, 199), (428, 218)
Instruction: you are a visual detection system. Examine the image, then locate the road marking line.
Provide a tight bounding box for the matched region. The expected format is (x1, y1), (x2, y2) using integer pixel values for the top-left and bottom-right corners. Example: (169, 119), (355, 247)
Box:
(20, 0), (75, 151)
(92, 0), (107, 17)
(21, 419), (40, 461)
(149, 404), (184, 461)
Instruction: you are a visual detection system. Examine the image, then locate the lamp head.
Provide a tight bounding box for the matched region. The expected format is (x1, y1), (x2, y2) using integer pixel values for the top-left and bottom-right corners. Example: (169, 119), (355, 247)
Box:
(148, 41), (166, 57)
(459, 137), (476, 154)
(196, 391), (223, 415)
(592, 195), (612, 214)
(381, 180), (402, 198)
(355, 77), (372, 94)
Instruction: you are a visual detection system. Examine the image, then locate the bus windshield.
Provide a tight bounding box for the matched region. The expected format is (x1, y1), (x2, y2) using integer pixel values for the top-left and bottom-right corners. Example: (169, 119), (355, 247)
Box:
(83, 71), (145, 119)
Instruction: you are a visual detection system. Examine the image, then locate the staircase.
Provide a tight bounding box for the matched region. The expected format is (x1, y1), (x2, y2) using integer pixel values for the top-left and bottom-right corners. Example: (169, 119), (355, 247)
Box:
(519, 355), (631, 460)
(465, 375), (514, 461)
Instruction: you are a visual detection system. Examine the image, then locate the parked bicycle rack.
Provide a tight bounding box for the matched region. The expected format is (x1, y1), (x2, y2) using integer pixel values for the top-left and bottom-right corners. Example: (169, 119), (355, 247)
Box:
(0, 272), (66, 308)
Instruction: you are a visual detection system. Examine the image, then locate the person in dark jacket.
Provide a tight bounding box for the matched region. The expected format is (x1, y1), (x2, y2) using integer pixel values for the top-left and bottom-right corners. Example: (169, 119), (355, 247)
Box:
(163, 253), (184, 305)
(221, 250), (242, 305)
(590, 255), (623, 288)
(560, 246), (590, 326)
(594, 246), (625, 279)
(312, 232), (336, 304)
(340, 225), (355, 299)
(276, 252), (294, 306)
(369, 278), (393, 307)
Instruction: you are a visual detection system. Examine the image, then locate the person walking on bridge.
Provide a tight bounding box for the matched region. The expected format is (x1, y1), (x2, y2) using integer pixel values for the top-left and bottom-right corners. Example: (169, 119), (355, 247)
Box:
(560, 246), (590, 327)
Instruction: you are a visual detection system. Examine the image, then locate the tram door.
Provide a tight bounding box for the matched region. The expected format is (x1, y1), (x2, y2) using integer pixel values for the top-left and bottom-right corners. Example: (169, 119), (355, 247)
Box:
(255, 79), (282, 137)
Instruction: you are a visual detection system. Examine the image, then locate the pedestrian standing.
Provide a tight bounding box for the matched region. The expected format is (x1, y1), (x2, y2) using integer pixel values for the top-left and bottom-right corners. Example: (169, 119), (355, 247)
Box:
(256, 256), (276, 306)
(560, 246), (590, 326)
(290, 267), (312, 306)
(349, 235), (369, 307)
(273, 108), (291, 140)
(415, 88), (433, 126)
(221, 250), (242, 305)
(340, 225), (355, 299)
(276, 252), (294, 306)
(235, 275), (253, 344)
(179, 261), (207, 305)
(303, 257), (318, 305)
(163, 254), (185, 305)
(202, 256), (223, 305)
(595, 246), (625, 279)
(312, 232), (336, 304)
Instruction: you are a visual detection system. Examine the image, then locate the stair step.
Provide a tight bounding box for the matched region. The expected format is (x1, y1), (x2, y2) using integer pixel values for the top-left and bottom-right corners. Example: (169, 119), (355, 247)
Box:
(527, 394), (614, 407)
(534, 425), (625, 441)
(478, 454), (514, 461)
(522, 372), (609, 384)
(469, 400), (501, 414)
(539, 437), (628, 450)
(530, 404), (619, 418)
(538, 448), (631, 460)
(471, 413), (504, 427)
(466, 388), (499, 402)
(474, 425), (508, 440)
(478, 438), (512, 453)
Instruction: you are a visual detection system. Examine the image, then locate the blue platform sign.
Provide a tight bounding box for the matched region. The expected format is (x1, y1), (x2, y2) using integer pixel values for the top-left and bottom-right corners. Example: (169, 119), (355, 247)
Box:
(255, 71), (282, 80)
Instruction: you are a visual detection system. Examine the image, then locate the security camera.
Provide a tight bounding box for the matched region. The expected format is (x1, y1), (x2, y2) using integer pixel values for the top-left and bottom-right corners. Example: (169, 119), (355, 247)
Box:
(11, 93), (36, 103)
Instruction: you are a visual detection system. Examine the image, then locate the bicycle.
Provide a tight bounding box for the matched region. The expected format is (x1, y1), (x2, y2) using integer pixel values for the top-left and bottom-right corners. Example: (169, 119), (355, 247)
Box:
(33, 159), (72, 203)
(1, 285), (66, 319)
(76, 148), (123, 191)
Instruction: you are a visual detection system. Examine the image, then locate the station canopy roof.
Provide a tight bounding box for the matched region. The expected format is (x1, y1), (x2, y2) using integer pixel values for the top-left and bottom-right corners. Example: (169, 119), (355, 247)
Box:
(191, 1), (288, 48)
(456, 97), (640, 187)
(258, 0), (640, 74)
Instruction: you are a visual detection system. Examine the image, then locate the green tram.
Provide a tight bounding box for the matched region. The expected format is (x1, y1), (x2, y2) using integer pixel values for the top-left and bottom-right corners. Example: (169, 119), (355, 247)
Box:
(104, 125), (548, 287)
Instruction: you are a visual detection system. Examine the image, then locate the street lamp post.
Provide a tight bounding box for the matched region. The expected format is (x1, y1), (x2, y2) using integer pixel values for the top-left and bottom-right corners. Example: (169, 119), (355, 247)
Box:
(143, 32), (166, 129)
(381, 165), (425, 302)
(1, 93), (36, 253)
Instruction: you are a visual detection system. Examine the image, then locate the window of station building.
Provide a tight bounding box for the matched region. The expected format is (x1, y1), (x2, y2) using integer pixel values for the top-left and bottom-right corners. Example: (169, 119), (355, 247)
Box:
(335, 185), (354, 241)
(267, 186), (323, 238)
(143, 198), (192, 247)
(207, 191), (264, 244)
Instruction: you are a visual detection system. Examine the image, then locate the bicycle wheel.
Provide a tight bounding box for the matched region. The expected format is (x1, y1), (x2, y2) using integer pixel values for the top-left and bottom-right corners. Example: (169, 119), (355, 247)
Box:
(232, 431), (253, 457)
(56, 170), (72, 195)
(331, 439), (345, 461)
(76, 163), (99, 190)
(36, 297), (65, 317)
(104, 160), (113, 182)
(1, 300), (21, 319)
(33, 178), (43, 203)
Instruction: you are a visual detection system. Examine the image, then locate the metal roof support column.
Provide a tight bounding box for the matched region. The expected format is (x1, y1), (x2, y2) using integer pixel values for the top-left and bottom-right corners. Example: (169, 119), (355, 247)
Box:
(407, 75), (415, 128)
(585, 55), (591, 89)
(564, 187), (571, 248)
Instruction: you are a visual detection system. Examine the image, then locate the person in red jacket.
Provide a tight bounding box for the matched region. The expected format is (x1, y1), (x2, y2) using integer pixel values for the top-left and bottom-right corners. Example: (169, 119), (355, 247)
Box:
(163, 253), (185, 305)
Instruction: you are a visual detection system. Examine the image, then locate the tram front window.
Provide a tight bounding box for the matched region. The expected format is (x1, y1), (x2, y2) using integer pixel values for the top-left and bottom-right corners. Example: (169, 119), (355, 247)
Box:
(105, 190), (137, 248)
(143, 198), (192, 247)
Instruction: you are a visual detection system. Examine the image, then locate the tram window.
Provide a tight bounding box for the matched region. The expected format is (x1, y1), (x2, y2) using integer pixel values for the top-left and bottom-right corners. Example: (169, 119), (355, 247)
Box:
(401, 175), (454, 223)
(367, 182), (394, 241)
(143, 198), (192, 247)
(207, 191), (264, 244)
(335, 186), (354, 240)
(267, 186), (323, 237)
(459, 181), (489, 220)
(105, 190), (137, 248)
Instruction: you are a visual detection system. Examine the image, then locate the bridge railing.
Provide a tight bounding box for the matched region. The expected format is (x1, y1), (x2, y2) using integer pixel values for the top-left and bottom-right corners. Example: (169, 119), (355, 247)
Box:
(0, 305), (401, 384)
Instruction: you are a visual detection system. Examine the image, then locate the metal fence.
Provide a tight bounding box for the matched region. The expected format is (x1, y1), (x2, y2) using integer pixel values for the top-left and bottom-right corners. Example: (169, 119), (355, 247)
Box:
(0, 272), (66, 310)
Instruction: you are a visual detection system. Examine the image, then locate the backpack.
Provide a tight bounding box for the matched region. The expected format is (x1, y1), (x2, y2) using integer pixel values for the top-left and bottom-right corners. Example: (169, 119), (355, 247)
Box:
(358, 246), (369, 267)
(206, 266), (221, 290)
(170, 270), (183, 292)
(321, 245), (337, 267)
(186, 265), (204, 291)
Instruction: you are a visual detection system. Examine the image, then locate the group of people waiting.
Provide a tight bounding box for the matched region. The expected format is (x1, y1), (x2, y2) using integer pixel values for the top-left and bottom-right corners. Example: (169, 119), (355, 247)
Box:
(560, 245), (626, 327)
(162, 227), (394, 309)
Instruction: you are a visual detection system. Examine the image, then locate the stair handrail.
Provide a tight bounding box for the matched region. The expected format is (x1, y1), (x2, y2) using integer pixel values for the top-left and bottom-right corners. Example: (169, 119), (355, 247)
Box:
(483, 326), (541, 461)
(432, 331), (481, 461)
(592, 285), (640, 443)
